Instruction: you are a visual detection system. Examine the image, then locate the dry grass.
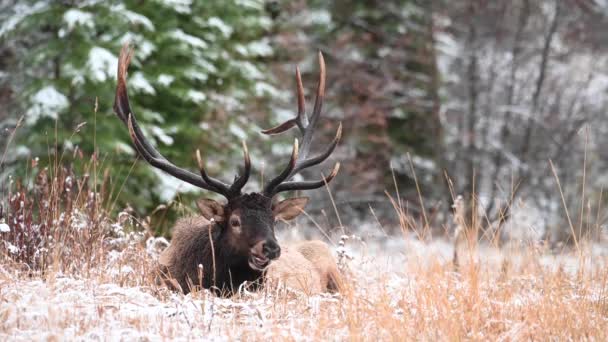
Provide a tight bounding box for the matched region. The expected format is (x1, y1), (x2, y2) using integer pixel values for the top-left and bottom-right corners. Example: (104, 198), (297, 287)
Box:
(0, 150), (607, 340)
(1, 228), (607, 340)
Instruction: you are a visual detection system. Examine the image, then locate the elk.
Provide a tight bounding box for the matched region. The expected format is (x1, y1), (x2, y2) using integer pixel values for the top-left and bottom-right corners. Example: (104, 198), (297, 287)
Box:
(113, 44), (342, 295)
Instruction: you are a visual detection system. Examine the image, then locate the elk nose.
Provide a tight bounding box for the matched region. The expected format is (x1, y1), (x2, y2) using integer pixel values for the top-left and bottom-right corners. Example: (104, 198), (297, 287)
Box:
(262, 240), (281, 260)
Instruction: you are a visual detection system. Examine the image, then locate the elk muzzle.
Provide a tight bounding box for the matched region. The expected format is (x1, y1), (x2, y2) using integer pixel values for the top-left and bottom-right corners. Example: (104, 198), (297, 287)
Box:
(249, 239), (281, 271)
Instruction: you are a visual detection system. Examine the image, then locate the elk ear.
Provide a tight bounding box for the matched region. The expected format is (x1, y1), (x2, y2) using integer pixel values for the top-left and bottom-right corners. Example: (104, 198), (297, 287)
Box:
(272, 197), (309, 222)
(196, 198), (225, 222)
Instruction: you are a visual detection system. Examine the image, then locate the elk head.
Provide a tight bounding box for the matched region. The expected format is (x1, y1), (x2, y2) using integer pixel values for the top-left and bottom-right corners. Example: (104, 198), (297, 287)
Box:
(113, 44), (341, 272)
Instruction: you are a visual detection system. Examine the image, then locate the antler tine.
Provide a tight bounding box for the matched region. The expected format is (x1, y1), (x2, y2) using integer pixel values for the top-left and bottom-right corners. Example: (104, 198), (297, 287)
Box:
(115, 43), (250, 199)
(115, 44), (161, 161)
(295, 66), (308, 131)
(195, 149), (231, 196)
(292, 122), (341, 174)
(263, 139), (299, 195)
(229, 140), (252, 194)
(262, 52), (341, 196)
(260, 66), (308, 136)
(299, 51), (326, 158)
(262, 52), (342, 195)
(273, 162), (340, 194)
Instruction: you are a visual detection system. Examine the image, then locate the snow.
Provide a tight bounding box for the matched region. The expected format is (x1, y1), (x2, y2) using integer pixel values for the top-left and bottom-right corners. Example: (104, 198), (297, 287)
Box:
(187, 90), (207, 104)
(0, 2), (48, 38)
(119, 33), (156, 59)
(130, 72), (156, 95)
(186, 69), (209, 82)
(62, 9), (94, 31)
(150, 125), (174, 145)
(255, 82), (280, 97)
(157, 74), (175, 87)
(152, 168), (199, 201)
(229, 123), (247, 140)
(236, 39), (273, 57)
(111, 4), (155, 31)
(86, 47), (118, 82)
(235, 0), (264, 10)
(232, 61), (263, 80)
(169, 29), (208, 49)
(303, 9), (332, 26)
(5, 242), (19, 254)
(153, 0), (193, 14)
(207, 17), (233, 38)
(0, 223), (9, 232)
(25, 86), (69, 125)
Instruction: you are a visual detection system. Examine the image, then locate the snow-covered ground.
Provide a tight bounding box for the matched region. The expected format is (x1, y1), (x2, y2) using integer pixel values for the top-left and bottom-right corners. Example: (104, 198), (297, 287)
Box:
(1, 233), (608, 340)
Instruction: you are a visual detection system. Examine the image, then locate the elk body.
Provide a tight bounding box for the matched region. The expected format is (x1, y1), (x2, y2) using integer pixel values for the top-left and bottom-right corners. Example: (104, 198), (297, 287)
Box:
(113, 44), (342, 295)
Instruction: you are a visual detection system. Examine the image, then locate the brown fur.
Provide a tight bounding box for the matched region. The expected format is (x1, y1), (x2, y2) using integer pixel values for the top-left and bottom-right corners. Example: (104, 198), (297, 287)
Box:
(158, 216), (264, 295)
(266, 240), (342, 294)
(159, 220), (342, 295)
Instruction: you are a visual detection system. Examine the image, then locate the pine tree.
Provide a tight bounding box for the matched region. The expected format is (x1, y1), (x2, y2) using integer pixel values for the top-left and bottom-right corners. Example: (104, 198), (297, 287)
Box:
(0, 0), (276, 211)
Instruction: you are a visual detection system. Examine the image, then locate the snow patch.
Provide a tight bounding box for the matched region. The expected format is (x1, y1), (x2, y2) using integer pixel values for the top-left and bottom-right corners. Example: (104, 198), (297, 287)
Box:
(119, 33), (156, 59)
(157, 74), (175, 87)
(169, 29), (207, 49)
(111, 4), (155, 31)
(236, 39), (273, 57)
(25, 86), (69, 125)
(229, 123), (247, 139)
(255, 82), (279, 97)
(153, 0), (192, 14)
(0, 2), (48, 38)
(130, 72), (156, 95)
(207, 17), (233, 37)
(152, 169), (198, 201)
(187, 90), (207, 104)
(86, 47), (118, 82)
(63, 9), (94, 32)
(150, 126), (174, 146)
(0, 223), (10, 233)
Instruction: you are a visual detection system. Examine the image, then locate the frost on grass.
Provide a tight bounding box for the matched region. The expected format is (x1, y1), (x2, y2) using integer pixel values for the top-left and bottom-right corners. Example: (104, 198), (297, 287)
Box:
(2, 231), (607, 340)
(0, 222), (10, 233)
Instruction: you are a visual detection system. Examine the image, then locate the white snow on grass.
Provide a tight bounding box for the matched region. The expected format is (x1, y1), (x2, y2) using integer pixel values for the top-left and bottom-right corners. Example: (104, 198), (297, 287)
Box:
(0, 223), (9, 233)
(25, 86), (69, 125)
(86, 46), (118, 82)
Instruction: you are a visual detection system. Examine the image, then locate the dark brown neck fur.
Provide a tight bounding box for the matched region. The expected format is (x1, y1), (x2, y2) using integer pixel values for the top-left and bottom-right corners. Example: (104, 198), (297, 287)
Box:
(161, 216), (263, 295)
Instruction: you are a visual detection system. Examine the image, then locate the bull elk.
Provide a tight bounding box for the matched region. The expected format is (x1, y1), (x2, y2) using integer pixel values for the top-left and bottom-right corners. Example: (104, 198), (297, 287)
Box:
(113, 44), (342, 295)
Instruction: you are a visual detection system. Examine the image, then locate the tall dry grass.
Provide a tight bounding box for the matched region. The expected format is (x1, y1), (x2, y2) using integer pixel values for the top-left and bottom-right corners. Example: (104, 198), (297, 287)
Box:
(0, 125), (607, 340)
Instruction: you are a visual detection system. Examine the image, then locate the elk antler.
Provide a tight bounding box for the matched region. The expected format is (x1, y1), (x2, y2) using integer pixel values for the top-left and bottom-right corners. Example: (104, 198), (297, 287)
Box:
(262, 52), (342, 196)
(114, 43), (250, 199)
